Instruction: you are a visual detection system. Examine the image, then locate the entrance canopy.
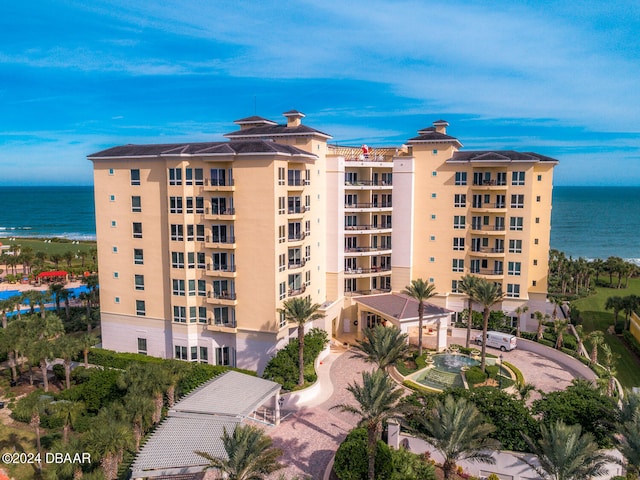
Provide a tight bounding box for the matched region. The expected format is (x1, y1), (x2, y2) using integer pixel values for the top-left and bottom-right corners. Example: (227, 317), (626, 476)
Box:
(36, 270), (68, 279)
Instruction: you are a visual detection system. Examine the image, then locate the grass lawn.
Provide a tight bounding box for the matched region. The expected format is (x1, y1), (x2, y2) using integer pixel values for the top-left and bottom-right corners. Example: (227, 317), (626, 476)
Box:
(0, 421), (43, 480)
(1, 237), (96, 274)
(572, 277), (640, 387)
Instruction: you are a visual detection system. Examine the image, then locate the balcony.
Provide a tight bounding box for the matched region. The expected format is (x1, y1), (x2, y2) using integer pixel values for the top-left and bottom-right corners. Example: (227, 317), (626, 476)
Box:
(206, 263), (237, 277)
(344, 246), (393, 256)
(288, 260), (306, 270)
(344, 202), (393, 212)
(470, 202), (507, 213)
(470, 269), (504, 279)
(344, 224), (392, 234)
(207, 291), (238, 305)
(471, 180), (507, 191)
(344, 266), (392, 277)
(206, 318), (237, 333)
(204, 207), (236, 220)
(345, 288), (392, 297)
(470, 247), (505, 257)
(288, 284), (306, 297)
(287, 206), (308, 217)
(345, 180), (393, 190)
(205, 236), (237, 249)
(204, 178), (235, 192)
(287, 232), (307, 243)
(287, 179), (310, 191)
(470, 225), (506, 235)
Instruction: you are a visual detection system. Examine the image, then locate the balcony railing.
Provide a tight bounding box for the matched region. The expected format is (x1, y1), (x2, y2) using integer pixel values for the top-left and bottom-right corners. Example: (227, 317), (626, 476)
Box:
(208, 291), (237, 300)
(206, 235), (236, 244)
(208, 318), (236, 328)
(288, 260), (306, 270)
(472, 180), (507, 186)
(345, 288), (392, 296)
(345, 266), (392, 274)
(344, 224), (392, 231)
(471, 225), (506, 232)
(288, 285), (306, 297)
(287, 179), (311, 186)
(207, 264), (236, 272)
(205, 207), (235, 215)
(470, 269), (504, 276)
(345, 180), (392, 187)
(287, 206), (308, 214)
(288, 233), (306, 241)
(345, 246), (392, 253)
(472, 203), (506, 209)
(205, 178), (235, 186)
(344, 202), (393, 208)
(471, 247), (505, 254)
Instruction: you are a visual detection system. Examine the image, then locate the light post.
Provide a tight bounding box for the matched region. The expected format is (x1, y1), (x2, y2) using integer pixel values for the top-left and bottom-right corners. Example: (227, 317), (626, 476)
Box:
(498, 354), (503, 389)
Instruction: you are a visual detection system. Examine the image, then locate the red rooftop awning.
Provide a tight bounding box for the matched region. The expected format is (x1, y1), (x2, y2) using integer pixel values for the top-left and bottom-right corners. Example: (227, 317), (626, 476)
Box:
(37, 270), (68, 278)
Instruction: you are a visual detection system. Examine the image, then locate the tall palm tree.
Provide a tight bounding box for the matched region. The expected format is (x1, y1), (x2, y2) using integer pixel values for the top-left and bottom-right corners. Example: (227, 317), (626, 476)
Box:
(514, 304), (529, 338)
(124, 393), (155, 451)
(196, 424), (284, 480)
(353, 325), (409, 370)
(278, 297), (324, 386)
(24, 314), (64, 392)
(413, 395), (498, 480)
(554, 319), (569, 350)
(119, 362), (170, 424)
(523, 420), (613, 480)
(458, 274), (480, 348)
(86, 419), (135, 480)
(605, 296), (624, 329)
(588, 331), (605, 364)
(48, 282), (66, 314)
(55, 335), (82, 389)
(332, 369), (404, 480)
(78, 333), (98, 368)
(534, 311), (549, 341)
(402, 278), (437, 356)
(622, 295), (640, 331)
(598, 343), (618, 397)
(51, 400), (85, 443)
(473, 279), (504, 372)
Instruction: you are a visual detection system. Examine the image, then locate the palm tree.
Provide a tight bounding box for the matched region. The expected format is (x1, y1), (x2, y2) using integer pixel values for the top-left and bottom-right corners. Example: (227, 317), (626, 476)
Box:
(278, 297), (324, 386)
(56, 335), (82, 389)
(473, 279), (504, 372)
(523, 419), (613, 480)
(195, 424), (284, 480)
(48, 282), (66, 314)
(458, 274), (480, 348)
(617, 394), (640, 477)
(353, 325), (409, 370)
(86, 419), (135, 480)
(554, 319), (569, 350)
(588, 331), (605, 364)
(622, 295), (640, 331)
(124, 393), (155, 451)
(332, 369), (404, 480)
(49, 253), (63, 269)
(62, 250), (75, 268)
(51, 400), (85, 443)
(0, 297), (16, 328)
(413, 395), (498, 480)
(534, 311), (549, 341)
(402, 278), (437, 356)
(605, 296), (624, 329)
(598, 343), (618, 397)
(24, 314), (64, 392)
(119, 362), (170, 424)
(514, 304), (529, 338)
(78, 333), (98, 367)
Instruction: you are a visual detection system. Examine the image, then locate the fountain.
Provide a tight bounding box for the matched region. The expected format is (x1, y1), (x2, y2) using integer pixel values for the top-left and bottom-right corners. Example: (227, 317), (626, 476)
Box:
(408, 352), (480, 390)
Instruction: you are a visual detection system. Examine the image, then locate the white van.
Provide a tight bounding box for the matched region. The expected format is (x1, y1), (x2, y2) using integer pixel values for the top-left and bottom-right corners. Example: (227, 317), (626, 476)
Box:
(474, 331), (517, 351)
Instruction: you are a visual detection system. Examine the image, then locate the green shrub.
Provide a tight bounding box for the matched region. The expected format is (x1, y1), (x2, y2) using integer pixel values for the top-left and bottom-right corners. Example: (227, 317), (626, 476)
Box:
(503, 361), (523, 387)
(538, 338), (555, 348)
(390, 447), (436, 479)
(333, 428), (393, 480)
(87, 349), (166, 369)
(52, 364), (65, 382)
(485, 365), (499, 379)
(615, 321), (625, 334)
(465, 366), (487, 385)
(415, 355), (427, 370)
(520, 332), (536, 341)
(11, 390), (47, 423)
(623, 331), (640, 357)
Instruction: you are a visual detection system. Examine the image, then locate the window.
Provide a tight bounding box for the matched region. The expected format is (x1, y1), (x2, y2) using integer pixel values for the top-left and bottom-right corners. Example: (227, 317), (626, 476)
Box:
(109, 194), (115, 202)
(512, 171), (525, 186)
(195, 197), (204, 214)
(111, 220), (117, 227)
(453, 237), (465, 251)
(452, 259), (464, 272)
(509, 239), (522, 253)
(198, 306), (207, 323)
(305, 270), (311, 286)
(187, 252), (195, 269)
(533, 259), (538, 266)
(171, 251), (184, 269)
(173, 306), (186, 322)
(186, 197), (194, 214)
(169, 168), (182, 186)
(279, 282), (286, 300)
(506, 284), (520, 298)
(133, 222), (143, 239)
(510, 194), (524, 208)
(430, 235), (436, 241)
(200, 347), (208, 363)
(216, 346), (234, 366)
(455, 172), (467, 186)
(451, 280), (459, 293)
(429, 257), (435, 263)
(535, 217), (540, 224)
(278, 225), (286, 244)
(534, 238), (539, 245)
(431, 214), (436, 220)
(537, 174), (542, 181)
(278, 197), (285, 215)
(305, 169), (311, 185)
(171, 224), (184, 241)
(509, 217), (524, 231)
(288, 169), (302, 186)
(532, 280), (537, 287)
(305, 245), (311, 262)
(134, 274), (144, 290)
(191, 346), (198, 360)
(279, 311), (287, 328)
(454, 194), (466, 207)
(431, 193), (437, 198)
(508, 262), (521, 276)
(185, 167), (204, 186)
(175, 345), (187, 360)
(278, 167), (285, 185)
(197, 252), (205, 269)
(115, 296), (120, 304)
(137, 338), (147, 355)
(279, 254), (286, 272)
(170, 197), (183, 214)
(188, 279), (196, 296)
(196, 224), (205, 241)
(186, 224), (194, 241)
(536, 195), (541, 202)
(131, 169), (140, 185)
(136, 300), (146, 316)
(432, 171), (437, 177)
(432, 149), (438, 155)
(109, 168), (114, 175)
(197, 280), (206, 297)
(305, 195), (311, 211)
(112, 246), (118, 253)
(132, 196), (141, 212)
(212, 307), (232, 326)
(210, 168), (227, 186)
(172, 279), (185, 296)
(134, 248), (144, 265)
(453, 215), (466, 229)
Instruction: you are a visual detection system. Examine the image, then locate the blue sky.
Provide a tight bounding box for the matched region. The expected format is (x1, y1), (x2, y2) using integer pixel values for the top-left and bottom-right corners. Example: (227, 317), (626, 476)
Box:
(2, 1), (640, 186)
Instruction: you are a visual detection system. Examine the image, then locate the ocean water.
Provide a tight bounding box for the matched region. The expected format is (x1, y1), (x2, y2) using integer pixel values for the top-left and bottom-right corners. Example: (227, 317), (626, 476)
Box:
(551, 186), (640, 263)
(0, 186), (95, 240)
(0, 185), (638, 262)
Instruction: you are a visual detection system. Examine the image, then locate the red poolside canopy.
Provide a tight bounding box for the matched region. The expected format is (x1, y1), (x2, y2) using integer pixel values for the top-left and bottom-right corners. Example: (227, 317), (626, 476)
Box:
(37, 270), (68, 278)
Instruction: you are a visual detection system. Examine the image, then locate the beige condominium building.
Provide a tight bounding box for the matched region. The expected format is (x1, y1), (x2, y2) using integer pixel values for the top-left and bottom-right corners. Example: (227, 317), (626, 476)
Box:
(89, 112), (557, 372)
